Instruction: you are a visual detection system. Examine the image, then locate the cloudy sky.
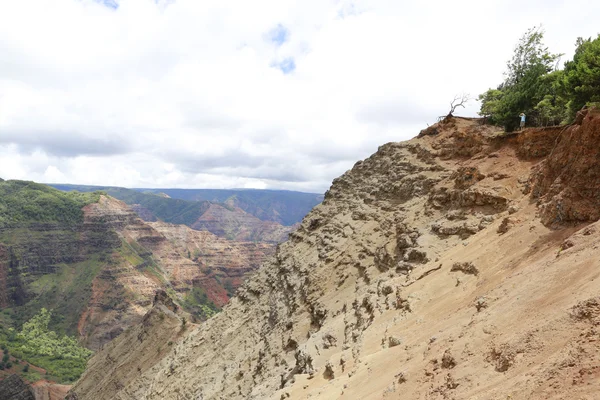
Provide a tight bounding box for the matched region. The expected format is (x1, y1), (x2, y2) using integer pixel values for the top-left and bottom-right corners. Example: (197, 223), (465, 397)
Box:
(0, 0), (598, 193)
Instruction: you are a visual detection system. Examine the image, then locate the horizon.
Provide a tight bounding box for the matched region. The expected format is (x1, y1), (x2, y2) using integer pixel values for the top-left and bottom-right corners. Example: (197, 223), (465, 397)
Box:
(45, 182), (325, 195)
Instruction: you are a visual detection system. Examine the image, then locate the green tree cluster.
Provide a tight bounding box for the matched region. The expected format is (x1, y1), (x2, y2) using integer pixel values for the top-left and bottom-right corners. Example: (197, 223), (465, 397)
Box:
(15, 308), (92, 360)
(0, 348), (9, 370)
(3, 308), (93, 383)
(562, 36), (600, 117)
(182, 287), (220, 319)
(479, 27), (600, 130)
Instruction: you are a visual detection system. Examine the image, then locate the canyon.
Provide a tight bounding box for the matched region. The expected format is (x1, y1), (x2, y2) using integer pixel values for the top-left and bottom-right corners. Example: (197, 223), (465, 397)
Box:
(0, 186), (280, 354)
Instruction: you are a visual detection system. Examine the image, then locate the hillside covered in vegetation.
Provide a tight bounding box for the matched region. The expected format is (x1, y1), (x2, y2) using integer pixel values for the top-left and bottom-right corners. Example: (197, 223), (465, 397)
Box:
(49, 184), (211, 227)
(0, 181), (101, 228)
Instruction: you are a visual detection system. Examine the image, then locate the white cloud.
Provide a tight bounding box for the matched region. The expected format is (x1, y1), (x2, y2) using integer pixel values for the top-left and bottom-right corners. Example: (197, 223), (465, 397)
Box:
(0, 0), (598, 192)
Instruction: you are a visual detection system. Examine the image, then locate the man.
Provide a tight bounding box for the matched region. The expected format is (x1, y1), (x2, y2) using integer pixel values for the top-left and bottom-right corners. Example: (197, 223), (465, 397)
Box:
(519, 113), (526, 130)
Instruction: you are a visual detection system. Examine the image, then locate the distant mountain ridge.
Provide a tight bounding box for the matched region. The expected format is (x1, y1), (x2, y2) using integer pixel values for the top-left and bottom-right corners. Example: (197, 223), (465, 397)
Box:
(133, 188), (324, 226)
(49, 185), (212, 227)
(49, 185), (323, 227)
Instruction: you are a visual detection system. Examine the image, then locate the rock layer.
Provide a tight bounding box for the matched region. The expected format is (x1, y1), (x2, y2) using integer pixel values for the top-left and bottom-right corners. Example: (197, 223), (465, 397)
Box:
(0, 195), (274, 351)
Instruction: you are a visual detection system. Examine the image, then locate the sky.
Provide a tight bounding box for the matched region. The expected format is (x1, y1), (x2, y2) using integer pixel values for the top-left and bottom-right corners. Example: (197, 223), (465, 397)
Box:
(0, 0), (599, 193)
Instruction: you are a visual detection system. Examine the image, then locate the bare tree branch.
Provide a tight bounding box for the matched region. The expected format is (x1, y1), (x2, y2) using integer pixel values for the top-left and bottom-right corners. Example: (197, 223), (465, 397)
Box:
(447, 93), (470, 117)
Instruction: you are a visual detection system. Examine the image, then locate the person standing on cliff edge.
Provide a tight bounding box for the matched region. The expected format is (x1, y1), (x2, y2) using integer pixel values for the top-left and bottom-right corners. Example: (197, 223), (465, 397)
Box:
(519, 113), (526, 130)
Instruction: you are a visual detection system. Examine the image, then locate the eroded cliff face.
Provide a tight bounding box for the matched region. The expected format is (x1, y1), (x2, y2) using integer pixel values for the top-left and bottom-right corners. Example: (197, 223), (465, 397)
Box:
(0, 194), (274, 351)
(530, 107), (600, 225)
(66, 291), (187, 400)
(149, 221), (274, 301)
(77, 196), (275, 349)
(70, 111), (600, 399)
(0, 200), (122, 340)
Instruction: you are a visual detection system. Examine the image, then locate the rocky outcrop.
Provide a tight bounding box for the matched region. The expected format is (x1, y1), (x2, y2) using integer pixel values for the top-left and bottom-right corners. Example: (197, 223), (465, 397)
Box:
(530, 108), (600, 225)
(0, 375), (35, 400)
(30, 381), (71, 400)
(70, 112), (600, 400)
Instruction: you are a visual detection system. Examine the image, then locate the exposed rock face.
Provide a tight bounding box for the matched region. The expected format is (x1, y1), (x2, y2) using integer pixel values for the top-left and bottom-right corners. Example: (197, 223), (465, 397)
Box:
(0, 195), (274, 351)
(190, 203), (293, 243)
(0, 375), (35, 400)
(71, 112), (600, 399)
(31, 381), (71, 400)
(0, 198), (123, 338)
(68, 293), (186, 400)
(530, 107), (600, 225)
(149, 221), (274, 299)
(77, 197), (274, 349)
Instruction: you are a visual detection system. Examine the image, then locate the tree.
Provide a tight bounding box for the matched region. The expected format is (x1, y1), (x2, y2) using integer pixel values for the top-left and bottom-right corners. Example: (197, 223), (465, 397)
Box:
(534, 70), (568, 126)
(479, 26), (562, 130)
(478, 89), (504, 123)
(16, 308), (92, 360)
(503, 26), (561, 88)
(447, 93), (470, 117)
(562, 35), (600, 119)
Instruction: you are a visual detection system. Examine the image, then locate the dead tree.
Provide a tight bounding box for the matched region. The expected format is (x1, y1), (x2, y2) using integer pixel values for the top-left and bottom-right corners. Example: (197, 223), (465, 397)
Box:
(448, 93), (470, 116)
(439, 93), (470, 121)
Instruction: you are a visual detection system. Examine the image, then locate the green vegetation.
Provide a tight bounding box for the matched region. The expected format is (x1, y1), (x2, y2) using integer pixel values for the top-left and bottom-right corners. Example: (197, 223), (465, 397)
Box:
(0, 309), (92, 383)
(562, 36), (600, 117)
(223, 280), (235, 298)
(182, 287), (220, 319)
(479, 27), (600, 130)
(22, 369), (42, 383)
(0, 180), (101, 227)
(16, 256), (104, 336)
